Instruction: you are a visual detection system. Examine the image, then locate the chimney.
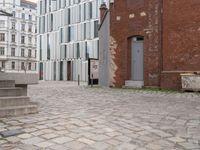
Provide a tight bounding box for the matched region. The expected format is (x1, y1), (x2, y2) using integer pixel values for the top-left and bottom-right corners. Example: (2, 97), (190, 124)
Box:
(100, 3), (108, 23)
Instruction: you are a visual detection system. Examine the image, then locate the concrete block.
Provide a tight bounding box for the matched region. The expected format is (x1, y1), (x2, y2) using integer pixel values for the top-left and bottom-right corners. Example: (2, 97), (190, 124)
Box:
(0, 80), (15, 88)
(0, 104), (38, 117)
(0, 88), (24, 97)
(0, 96), (30, 107)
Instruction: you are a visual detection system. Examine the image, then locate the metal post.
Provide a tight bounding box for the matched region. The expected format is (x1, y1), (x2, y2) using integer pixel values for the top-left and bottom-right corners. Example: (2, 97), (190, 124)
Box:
(78, 74), (80, 86)
(91, 74), (93, 87)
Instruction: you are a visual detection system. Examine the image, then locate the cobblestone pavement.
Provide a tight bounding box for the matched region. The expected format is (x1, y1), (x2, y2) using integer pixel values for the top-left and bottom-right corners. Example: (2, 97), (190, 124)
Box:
(0, 81), (200, 150)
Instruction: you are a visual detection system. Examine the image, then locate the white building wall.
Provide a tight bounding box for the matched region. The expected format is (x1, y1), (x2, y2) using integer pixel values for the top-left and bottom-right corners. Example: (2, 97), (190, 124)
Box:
(0, 0), (37, 73)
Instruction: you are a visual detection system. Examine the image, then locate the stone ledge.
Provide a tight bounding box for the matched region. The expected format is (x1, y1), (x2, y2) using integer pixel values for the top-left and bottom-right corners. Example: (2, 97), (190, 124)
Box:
(0, 73), (38, 85)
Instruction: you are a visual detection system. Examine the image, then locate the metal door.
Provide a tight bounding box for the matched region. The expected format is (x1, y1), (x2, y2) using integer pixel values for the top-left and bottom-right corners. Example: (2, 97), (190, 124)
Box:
(131, 37), (144, 81)
(67, 61), (72, 81)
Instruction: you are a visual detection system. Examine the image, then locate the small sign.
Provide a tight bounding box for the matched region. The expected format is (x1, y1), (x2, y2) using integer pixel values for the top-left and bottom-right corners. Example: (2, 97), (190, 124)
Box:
(88, 58), (99, 85)
(90, 59), (99, 79)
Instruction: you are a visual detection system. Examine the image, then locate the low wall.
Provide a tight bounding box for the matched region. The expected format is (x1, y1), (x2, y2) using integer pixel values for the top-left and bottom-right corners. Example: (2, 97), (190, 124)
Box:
(0, 72), (39, 85)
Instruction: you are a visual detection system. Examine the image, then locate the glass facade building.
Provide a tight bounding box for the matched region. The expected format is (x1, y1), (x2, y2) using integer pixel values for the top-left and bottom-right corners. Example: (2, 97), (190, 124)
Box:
(38, 0), (108, 81)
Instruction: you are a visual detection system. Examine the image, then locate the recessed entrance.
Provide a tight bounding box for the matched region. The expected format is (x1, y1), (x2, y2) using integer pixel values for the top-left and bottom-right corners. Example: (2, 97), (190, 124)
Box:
(131, 37), (144, 81)
(125, 36), (144, 88)
(67, 61), (73, 81)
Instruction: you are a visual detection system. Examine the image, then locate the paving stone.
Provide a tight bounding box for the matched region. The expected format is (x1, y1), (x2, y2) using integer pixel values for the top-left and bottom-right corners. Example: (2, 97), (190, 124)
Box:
(0, 139), (7, 145)
(77, 138), (95, 145)
(31, 130), (44, 136)
(0, 130), (24, 138)
(21, 137), (45, 145)
(115, 135), (132, 142)
(23, 128), (37, 133)
(178, 142), (200, 149)
(106, 139), (121, 146)
(51, 136), (73, 144)
(106, 131), (122, 137)
(49, 144), (70, 150)
(146, 143), (162, 150)
(0, 128), (6, 132)
(35, 141), (55, 148)
(17, 133), (32, 139)
(41, 133), (58, 139)
(64, 141), (86, 149)
(90, 134), (110, 141)
(168, 136), (186, 143)
(90, 142), (111, 150)
(6, 136), (21, 143)
(117, 143), (137, 150)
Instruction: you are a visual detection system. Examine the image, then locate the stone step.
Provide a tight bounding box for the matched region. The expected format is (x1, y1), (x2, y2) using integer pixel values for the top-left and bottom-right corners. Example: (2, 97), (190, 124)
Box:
(0, 104), (38, 117)
(0, 96), (30, 107)
(0, 87), (25, 97)
(0, 80), (15, 88)
(124, 80), (144, 88)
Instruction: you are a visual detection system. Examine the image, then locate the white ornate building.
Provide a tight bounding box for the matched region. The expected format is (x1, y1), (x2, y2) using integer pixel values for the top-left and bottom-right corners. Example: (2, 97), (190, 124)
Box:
(37, 0), (108, 81)
(0, 0), (37, 73)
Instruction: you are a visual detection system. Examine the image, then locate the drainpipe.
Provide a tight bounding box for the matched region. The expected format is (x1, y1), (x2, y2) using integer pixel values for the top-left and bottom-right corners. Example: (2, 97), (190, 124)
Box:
(160, 0), (164, 87)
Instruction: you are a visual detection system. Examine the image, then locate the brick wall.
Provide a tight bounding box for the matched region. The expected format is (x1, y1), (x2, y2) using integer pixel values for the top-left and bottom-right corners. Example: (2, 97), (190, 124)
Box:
(109, 0), (162, 87)
(103, 0), (200, 89)
(161, 0), (200, 89)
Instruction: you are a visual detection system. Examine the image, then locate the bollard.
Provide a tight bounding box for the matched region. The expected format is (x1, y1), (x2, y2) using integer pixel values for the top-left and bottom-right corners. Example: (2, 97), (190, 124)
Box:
(91, 74), (93, 87)
(78, 74), (80, 86)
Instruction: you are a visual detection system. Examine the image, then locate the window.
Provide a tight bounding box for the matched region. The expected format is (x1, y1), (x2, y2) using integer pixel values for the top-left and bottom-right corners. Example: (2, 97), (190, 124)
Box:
(12, 11), (15, 18)
(21, 49), (25, 57)
(21, 36), (25, 44)
(60, 28), (63, 43)
(0, 33), (5, 41)
(0, 47), (4, 55)
(77, 43), (80, 58)
(28, 49), (31, 58)
(68, 8), (71, 24)
(21, 24), (25, 31)
(47, 34), (50, 60)
(28, 37), (32, 44)
(40, 1), (42, 15)
(2, 61), (5, 68)
(35, 50), (36, 58)
(29, 15), (32, 21)
(21, 62), (25, 70)
(11, 34), (15, 43)
(22, 13), (25, 19)
(0, 21), (5, 28)
(94, 21), (98, 38)
(11, 62), (15, 70)
(28, 62), (31, 70)
(50, 14), (53, 31)
(35, 63), (36, 70)
(28, 25), (32, 32)
(11, 22), (15, 30)
(11, 48), (15, 56)
(89, 2), (92, 19)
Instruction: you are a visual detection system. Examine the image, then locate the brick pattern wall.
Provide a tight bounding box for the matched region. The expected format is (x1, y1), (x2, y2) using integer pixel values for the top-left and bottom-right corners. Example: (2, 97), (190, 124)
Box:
(106, 0), (200, 89)
(109, 0), (162, 87)
(161, 0), (200, 89)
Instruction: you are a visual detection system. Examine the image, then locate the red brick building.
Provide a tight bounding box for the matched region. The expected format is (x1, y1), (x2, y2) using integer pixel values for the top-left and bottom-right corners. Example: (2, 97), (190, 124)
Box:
(99, 0), (200, 89)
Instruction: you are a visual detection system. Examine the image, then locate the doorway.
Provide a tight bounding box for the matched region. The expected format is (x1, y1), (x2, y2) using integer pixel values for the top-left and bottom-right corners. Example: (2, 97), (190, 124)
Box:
(131, 37), (144, 81)
(67, 61), (73, 81)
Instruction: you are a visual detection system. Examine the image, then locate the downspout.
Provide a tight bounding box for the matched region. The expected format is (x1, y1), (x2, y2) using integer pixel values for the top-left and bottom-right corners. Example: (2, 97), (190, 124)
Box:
(160, 0), (164, 88)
